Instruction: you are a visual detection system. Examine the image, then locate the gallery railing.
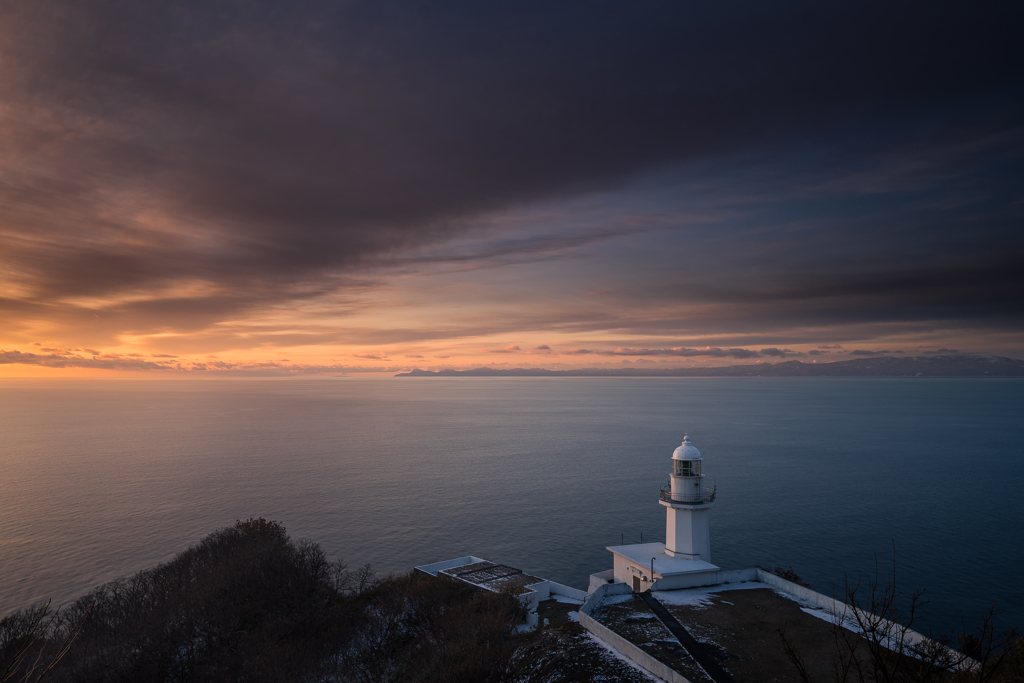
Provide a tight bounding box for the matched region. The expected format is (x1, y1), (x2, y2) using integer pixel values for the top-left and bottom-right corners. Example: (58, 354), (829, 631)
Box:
(659, 486), (717, 504)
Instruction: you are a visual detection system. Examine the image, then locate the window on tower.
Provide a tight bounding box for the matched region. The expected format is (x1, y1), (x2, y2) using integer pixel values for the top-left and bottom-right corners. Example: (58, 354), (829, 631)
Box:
(674, 460), (701, 476)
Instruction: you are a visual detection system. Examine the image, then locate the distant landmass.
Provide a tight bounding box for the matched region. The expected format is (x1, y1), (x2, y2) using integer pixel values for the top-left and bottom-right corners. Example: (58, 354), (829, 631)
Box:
(395, 355), (1024, 378)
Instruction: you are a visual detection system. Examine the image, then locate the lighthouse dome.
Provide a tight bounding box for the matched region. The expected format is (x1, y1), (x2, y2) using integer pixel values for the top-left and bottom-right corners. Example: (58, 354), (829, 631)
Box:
(672, 435), (701, 460)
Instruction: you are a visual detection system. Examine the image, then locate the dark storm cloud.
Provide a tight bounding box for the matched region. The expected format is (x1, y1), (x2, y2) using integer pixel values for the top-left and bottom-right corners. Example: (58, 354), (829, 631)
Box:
(758, 348), (801, 358)
(1, 1), (1022, 315)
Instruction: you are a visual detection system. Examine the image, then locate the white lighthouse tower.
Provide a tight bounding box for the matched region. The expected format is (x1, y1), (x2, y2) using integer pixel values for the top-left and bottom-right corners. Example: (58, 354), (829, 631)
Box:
(604, 435), (720, 592)
(662, 435), (714, 562)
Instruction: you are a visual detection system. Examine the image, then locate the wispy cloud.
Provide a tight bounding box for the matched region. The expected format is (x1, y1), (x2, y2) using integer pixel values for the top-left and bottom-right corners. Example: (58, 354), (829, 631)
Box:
(0, 350), (171, 371)
(565, 347), (763, 359)
(0, 2), (1021, 369)
(485, 345), (523, 354)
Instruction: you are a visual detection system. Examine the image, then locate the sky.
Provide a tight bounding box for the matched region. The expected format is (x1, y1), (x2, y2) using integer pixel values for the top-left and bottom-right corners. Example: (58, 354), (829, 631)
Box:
(1, 1), (1022, 376)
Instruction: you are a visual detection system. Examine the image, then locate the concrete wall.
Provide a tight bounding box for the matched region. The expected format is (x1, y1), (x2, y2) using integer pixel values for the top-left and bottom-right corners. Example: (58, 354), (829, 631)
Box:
(579, 612), (694, 683)
(753, 569), (968, 667)
(520, 580), (588, 613)
(650, 570), (719, 591)
(580, 580), (632, 616)
(579, 581), (692, 683)
(549, 581), (589, 602)
(526, 581), (550, 602)
(578, 566), (968, 682)
(589, 569), (614, 592)
(713, 568), (758, 584)
(754, 568), (849, 615)
(519, 586), (542, 612)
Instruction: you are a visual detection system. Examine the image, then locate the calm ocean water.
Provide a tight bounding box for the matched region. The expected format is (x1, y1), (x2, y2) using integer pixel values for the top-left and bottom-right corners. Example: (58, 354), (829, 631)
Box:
(1, 377), (1022, 635)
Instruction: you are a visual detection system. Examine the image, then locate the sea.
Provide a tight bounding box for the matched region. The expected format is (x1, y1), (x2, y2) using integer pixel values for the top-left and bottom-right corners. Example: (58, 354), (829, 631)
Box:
(1, 377), (1022, 636)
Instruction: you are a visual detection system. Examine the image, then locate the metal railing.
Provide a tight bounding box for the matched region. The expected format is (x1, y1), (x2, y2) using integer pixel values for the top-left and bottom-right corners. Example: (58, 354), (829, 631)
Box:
(659, 486), (716, 504)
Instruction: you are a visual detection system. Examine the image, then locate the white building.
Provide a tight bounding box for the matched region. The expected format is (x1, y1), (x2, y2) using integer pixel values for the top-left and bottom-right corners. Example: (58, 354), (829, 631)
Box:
(600, 435), (721, 592)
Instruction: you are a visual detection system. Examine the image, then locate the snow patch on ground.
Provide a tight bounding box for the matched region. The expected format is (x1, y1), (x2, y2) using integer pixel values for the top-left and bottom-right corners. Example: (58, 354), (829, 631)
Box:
(799, 606), (917, 656)
(584, 632), (662, 682)
(568, 611), (580, 623)
(653, 580), (771, 607)
(800, 606), (843, 627)
(552, 594), (585, 605)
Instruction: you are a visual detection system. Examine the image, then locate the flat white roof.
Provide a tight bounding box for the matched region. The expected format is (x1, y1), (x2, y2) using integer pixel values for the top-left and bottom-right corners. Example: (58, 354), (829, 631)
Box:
(414, 556), (488, 576)
(607, 542), (720, 577)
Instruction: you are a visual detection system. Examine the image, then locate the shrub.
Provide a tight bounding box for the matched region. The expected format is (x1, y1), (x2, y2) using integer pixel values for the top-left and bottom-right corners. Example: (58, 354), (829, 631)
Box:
(0, 520), (532, 683)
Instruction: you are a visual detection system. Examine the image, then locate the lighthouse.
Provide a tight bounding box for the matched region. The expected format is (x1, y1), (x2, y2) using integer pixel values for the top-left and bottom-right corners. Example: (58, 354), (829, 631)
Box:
(662, 435), (715, 562)
(603, 435), (721, 592)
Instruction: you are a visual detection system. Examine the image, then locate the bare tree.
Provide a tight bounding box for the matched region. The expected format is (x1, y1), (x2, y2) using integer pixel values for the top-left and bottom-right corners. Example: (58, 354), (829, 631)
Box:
(779, 549), (1020, 683)
(0, 601), (91, 683)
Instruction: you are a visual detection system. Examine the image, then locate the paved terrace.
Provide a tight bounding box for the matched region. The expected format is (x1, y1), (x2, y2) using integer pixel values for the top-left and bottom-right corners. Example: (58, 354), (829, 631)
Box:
(590, 592), (716, 683)
(653, 582), (878, 683)
(590, 580), (875, 683)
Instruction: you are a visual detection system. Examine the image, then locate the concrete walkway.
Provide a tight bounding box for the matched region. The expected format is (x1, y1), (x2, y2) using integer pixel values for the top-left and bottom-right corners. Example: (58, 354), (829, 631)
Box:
(638, 591), (735, 683)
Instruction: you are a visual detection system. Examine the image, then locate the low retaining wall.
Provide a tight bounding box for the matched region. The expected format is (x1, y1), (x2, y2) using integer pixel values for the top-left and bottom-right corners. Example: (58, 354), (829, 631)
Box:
(754, 568), (850, 616)
(580, 580), (631, 616)
(579, 581), (692, 681)
(754, 569), (970, 668)
(714, 568), (758, 584)
(589, 569), (615, 592)
(651, 567), (759, 591)
(578, 611), (692, 683)
(521, 580), (589, 612)
(579, 567), (971, 681)
(550, 581), (589, 601)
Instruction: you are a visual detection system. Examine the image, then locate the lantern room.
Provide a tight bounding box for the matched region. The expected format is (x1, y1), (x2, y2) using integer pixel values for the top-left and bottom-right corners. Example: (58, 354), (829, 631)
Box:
(668, 435), (705, 504)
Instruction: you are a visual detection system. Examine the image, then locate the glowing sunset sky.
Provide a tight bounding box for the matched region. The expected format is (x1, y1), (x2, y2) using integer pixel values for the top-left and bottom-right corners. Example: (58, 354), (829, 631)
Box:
(1, 2), (1022, 376)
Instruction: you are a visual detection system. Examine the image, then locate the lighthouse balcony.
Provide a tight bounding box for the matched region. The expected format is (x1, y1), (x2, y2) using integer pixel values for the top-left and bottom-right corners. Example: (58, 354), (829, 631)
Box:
(660, 486), (717, 505)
